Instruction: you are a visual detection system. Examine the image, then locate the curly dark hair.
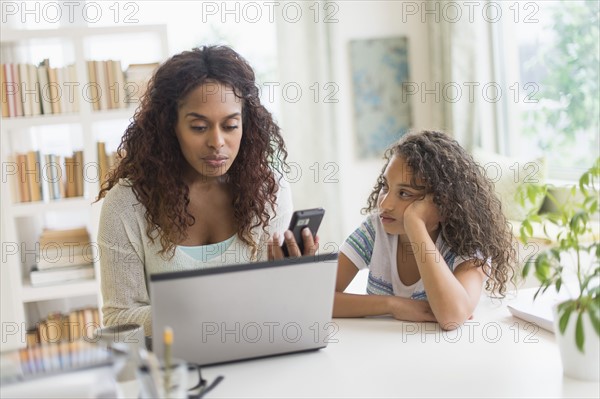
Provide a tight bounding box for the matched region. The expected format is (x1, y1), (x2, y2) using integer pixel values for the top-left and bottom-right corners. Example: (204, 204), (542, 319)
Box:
(97, 45), (288, 258)
(364, 130), (516, 298)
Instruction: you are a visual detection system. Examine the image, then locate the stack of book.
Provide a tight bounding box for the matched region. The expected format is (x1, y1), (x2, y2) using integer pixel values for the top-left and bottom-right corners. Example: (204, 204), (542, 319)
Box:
(30, 227), (95, 287)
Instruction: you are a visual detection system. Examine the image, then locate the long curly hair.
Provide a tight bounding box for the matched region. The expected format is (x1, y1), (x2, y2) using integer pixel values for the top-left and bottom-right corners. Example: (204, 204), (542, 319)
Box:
(97, 46), (288, 258)
(364, 130), (516, 297)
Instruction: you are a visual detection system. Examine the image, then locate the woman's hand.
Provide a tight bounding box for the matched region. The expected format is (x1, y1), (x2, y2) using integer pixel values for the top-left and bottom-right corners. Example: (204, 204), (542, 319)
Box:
(403, 194), (442, 233)
(268, 228), (319, 260)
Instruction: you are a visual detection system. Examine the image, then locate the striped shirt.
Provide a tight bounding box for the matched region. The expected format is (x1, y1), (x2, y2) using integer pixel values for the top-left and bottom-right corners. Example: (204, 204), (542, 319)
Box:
(340, 213), (477, 300)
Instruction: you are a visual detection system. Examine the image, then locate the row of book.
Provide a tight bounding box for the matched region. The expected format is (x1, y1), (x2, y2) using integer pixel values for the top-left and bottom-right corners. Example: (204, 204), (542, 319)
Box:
(2, 339), (113, 385)
(26, 307), (101, 347)
(10, 141), (120, 203)
(30, 227), (95, 287)
(1, 60), (159, 118)
(12, 150), (84, 203)
(1, 60), (79, 118)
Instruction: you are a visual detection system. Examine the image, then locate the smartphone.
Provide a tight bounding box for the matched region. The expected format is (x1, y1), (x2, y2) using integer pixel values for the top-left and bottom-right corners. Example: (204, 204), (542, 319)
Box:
(281, 208), (325, 256)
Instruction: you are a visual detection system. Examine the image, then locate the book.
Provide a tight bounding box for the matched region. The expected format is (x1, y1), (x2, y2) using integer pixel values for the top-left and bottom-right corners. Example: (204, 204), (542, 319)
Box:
(37, 253), (91, 270)
(37, 59), (52, 115)
(4, 63), (17, 117)
(112, 60), (127, 109)
(26, 150), (42, 201)
(95, 60), (109, 111)
(16, 153), (31, 202)
(28, 63), (42, 116)
(30, 264), (95, 287)
(67, 64), (79, 113)
(86, 60), (100, 111)
(105, 60), (116, 109)
(18, 63), (32, 117)
(12, 63), (23, 117)
(73, 150), (84, 197)
(44, 154), (61, 200)
(47, 66), (61, 114)
(96, 141), (108, 188)
(39, 227), (89, 242)
(0, 63), (8, 117)
(25, 329), (39, 347)
(56, 66), (68, 114)
(125, 62), (159, 104)
(64, 156), (77, 197)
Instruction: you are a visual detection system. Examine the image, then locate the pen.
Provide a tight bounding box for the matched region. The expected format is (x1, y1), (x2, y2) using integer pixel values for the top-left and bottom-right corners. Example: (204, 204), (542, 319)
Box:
(163, 326), (173, 398)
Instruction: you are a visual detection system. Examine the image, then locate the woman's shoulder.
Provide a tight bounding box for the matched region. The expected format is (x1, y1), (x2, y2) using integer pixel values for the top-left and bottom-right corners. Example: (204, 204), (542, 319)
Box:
(102, 179), (140, 208)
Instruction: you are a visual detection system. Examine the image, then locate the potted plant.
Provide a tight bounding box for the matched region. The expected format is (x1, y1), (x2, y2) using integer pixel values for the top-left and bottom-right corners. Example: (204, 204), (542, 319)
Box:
(517, 157), (599, 381)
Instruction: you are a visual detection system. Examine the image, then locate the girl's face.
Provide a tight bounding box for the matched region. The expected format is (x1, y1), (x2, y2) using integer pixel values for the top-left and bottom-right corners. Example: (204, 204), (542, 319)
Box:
(377, 155), (426, 235)
(175, 81), (243, 183)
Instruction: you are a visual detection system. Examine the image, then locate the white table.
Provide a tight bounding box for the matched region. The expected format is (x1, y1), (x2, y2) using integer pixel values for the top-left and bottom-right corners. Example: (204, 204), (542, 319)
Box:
(120, 290), (600, 398)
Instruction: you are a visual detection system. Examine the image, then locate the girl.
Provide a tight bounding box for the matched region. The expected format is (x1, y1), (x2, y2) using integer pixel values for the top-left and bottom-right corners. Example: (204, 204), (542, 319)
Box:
(333, 130), (515, 330)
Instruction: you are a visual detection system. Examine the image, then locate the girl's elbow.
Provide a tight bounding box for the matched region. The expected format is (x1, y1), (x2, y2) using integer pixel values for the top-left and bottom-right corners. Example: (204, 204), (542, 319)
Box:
(436, 309), (472, 330)
(438, 319), (464, 331)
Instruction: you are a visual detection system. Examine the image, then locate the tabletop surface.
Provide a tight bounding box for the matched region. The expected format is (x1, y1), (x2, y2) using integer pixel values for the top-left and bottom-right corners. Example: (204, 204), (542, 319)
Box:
(119, 286), (600, 398)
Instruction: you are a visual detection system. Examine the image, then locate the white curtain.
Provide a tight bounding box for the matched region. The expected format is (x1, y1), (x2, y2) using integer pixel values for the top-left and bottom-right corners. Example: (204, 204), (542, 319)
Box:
(274, 1), (343, 246)
(427, 0), (500, 153)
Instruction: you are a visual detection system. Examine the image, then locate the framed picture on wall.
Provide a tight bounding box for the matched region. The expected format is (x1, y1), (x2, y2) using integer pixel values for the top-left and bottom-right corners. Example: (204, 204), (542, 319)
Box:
(349, 36), (413, 159)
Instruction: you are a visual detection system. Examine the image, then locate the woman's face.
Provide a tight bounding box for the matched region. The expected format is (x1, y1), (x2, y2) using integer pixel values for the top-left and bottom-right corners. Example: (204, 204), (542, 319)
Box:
(175, 81), (243, 182)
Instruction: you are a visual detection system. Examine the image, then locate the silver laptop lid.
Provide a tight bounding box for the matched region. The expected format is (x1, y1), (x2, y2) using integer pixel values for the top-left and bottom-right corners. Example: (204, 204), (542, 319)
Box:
(150, 253), (338, 366)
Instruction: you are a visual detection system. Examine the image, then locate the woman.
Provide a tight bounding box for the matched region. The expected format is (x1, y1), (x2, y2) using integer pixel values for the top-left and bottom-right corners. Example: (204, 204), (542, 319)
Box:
(97, 46), (316, 335)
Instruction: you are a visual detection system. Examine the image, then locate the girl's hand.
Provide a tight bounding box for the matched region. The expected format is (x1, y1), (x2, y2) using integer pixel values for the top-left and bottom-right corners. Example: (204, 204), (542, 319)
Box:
(403, 194), (442, 232)
(388, 296), (437, 322)
(268, 229), (319, 260)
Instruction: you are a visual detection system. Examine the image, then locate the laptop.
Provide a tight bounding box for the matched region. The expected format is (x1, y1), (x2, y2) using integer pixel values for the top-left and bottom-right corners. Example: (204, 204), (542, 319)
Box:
(150, 252), (338, 366)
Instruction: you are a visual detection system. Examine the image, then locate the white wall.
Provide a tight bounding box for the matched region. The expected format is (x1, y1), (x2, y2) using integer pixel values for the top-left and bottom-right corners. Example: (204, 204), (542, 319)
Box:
(328, 1), (433, 241)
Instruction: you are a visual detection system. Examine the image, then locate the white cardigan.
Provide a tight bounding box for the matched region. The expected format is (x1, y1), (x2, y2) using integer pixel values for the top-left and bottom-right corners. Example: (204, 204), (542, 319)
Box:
(98, 178), (293, 336)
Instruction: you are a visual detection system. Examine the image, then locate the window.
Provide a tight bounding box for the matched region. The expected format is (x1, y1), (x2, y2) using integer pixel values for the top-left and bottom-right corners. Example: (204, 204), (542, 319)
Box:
(497, 0), (599, 181)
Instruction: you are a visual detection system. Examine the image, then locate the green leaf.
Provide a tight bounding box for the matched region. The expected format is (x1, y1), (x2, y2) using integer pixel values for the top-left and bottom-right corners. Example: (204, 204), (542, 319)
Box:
(522, 259), (532, 278)
(575, 312), (585, 353)
(555, 278), (562, 293)
(588, 306), (600, 337)
(579, 172), (589, 193)
(558, 306), (573, 335)
(527, 186), (538, 206)
(522, 220), (533, 239)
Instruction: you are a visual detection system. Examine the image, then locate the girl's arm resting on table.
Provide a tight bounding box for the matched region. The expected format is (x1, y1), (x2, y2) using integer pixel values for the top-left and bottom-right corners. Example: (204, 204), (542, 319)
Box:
(334, 293), (436, 322)
(406, 221), (486, 330)
(333, 253), (436, 322)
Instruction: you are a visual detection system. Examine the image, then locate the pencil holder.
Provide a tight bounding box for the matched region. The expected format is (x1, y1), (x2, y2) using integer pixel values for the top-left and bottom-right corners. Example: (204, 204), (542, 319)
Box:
(137, 357), (188, 399)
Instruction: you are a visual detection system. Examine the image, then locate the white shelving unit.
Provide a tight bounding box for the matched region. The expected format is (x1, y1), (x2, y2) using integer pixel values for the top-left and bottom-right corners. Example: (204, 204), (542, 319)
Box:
(0, 24), (168, 351)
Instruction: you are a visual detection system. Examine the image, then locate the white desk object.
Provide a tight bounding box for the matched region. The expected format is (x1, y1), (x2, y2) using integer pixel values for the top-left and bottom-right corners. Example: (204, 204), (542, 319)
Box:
(120, 287), (600, 398)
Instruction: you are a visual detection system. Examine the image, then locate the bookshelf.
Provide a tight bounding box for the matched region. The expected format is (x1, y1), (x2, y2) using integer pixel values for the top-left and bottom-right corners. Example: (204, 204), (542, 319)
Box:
(0, 24), (168, 352)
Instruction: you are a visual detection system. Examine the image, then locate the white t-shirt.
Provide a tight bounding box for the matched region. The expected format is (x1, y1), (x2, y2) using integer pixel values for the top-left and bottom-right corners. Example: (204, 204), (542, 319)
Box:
(340, 213), (478, 300)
